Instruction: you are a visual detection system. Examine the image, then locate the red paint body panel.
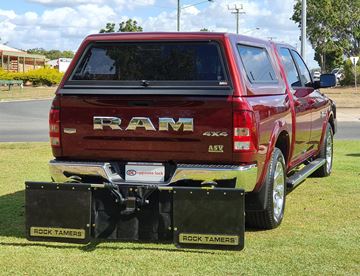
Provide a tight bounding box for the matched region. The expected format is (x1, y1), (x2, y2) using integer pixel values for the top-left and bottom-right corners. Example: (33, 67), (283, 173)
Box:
(60, 95), (234, 163)
(52, 32), (334, 192)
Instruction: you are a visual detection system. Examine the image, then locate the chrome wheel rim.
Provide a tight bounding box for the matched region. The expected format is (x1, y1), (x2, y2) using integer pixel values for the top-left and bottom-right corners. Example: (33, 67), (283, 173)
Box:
(273, 161), (285, 222)
(326, 133), (333, 173)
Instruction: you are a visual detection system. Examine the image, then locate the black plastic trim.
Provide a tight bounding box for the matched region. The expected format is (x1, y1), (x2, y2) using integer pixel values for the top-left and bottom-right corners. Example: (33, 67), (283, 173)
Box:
(58, 88), (233, 96)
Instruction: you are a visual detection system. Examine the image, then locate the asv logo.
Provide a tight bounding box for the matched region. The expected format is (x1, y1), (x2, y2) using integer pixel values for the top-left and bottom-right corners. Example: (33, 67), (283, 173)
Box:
(126, 169), (137, 176)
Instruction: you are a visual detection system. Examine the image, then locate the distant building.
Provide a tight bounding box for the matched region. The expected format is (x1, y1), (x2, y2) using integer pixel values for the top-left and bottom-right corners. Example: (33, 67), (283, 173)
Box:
(47, 58), (72, 73)
(0, 44), (46, 72)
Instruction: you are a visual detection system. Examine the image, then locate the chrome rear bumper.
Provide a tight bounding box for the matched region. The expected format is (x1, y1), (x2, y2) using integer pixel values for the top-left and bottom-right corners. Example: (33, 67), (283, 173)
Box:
(49, 160), (258, 192)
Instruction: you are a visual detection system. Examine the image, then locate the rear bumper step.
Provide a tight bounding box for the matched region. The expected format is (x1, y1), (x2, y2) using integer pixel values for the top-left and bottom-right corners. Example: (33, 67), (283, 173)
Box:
(49, 160), (258, 192)
(25, 181), (245, 250)
(287, 158), (326, 189)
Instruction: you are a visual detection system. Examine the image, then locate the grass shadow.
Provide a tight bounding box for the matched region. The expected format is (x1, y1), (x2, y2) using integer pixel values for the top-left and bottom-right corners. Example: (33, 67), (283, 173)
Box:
(0, 241), (218, 255)
(0, 190), (25, 239)
(0, 190), (218, 254)
(346, 153), (360, 157)
(80, 240), (218, 254)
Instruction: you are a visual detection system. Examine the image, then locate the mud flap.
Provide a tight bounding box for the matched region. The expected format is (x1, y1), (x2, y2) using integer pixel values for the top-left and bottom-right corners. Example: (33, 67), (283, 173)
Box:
(25, 182), (92, 244)
(25, 182), (245, 250)
(173, 187), (245, 250)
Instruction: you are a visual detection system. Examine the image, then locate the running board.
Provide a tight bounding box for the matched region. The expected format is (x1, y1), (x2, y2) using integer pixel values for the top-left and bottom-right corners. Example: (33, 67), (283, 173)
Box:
(287, 158), (326, 189)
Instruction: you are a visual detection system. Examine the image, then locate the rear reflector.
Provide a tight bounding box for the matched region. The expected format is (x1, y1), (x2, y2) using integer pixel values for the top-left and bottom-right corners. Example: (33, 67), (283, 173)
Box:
(49, 96), (61, 148)
(233, 111), (257, 152)
(234, 141), (251, 151)
(50, 137), (60, 146)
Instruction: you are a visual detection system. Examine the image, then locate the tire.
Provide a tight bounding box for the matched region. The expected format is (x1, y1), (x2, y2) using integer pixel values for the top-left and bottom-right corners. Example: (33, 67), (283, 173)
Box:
(246, 148), (286, 229)
(312, 123), (333, 177)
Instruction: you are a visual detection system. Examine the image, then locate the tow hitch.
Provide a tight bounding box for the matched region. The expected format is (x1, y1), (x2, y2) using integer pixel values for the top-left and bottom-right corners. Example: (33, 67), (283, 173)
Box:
(25, 181), (245, 250)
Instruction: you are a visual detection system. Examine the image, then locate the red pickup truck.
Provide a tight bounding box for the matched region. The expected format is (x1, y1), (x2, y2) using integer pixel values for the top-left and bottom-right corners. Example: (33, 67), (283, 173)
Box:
(26, 32), (336, 250)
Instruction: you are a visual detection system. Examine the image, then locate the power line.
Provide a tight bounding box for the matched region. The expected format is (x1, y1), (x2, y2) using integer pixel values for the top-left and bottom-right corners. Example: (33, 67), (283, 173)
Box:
(182, 0), (213, 9)
(227, 4), (245, 34)
(177, 0), (214, 31)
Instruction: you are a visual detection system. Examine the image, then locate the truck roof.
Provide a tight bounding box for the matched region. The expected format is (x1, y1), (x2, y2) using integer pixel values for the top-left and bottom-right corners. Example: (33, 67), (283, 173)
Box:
(84, 32), (274, 46)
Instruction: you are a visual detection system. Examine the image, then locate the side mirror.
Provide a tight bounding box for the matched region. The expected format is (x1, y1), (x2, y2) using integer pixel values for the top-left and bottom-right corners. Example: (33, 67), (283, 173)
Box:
(314, 74), (337, 89)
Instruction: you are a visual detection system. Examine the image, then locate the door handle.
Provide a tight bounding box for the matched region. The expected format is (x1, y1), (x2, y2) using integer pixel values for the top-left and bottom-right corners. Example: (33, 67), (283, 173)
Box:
(307, 98), (316, 105)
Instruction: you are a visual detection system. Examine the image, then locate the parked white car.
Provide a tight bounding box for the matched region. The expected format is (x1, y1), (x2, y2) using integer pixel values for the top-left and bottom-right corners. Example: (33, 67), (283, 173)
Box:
(331, 68), (344, 84)
(313, 71), (321, 81)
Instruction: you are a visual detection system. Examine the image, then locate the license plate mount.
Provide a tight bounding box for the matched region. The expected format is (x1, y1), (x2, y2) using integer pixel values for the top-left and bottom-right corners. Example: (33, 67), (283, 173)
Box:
(125, 163), (165, 183)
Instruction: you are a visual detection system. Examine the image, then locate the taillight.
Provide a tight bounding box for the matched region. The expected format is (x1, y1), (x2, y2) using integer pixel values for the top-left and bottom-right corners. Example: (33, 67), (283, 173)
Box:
(233, 111), (257, 152)
(49, 96), (61, 147)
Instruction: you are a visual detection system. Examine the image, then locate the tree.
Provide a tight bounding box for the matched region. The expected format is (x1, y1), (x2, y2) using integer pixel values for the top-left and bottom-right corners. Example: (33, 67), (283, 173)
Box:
(200, 28), (209, 32)
(62, 50), (75, 59)
(314, 47), (343, 73)
(340, 59), (360, 86)
(292, 0), (360, 72)
(99, 23), (116, 33)
(99, 19), (143, 33)
(119, 19), (143, 32)
(27, 48), (75, 60)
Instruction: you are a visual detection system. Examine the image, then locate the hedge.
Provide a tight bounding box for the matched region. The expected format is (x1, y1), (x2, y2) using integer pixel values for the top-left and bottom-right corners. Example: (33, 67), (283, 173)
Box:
(0, 68), (64, 86)
(340, 59), (360, 86)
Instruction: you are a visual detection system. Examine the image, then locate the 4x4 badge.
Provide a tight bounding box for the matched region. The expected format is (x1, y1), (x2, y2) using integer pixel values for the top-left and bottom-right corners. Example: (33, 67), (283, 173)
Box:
(203, 131), (228, 137)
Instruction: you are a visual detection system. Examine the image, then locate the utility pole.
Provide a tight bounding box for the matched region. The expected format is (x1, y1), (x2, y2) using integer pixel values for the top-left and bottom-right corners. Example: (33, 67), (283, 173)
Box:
(177, 0), (180, 31)
(177, 0), (214, 32)
(351, 57), (359, 93)
(301, 0), (307, 59)
(356, 64), (357, 93)
(228, 4), (245, 34)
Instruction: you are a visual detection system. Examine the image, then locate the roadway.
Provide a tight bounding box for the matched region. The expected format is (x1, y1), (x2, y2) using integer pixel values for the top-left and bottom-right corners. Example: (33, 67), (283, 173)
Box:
(0, 99), (359, 142)
(0, 100), (50, 142)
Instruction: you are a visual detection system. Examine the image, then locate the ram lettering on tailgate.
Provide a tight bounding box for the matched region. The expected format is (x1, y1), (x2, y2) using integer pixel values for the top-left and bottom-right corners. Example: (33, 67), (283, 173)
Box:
(93, 117), (194, 132)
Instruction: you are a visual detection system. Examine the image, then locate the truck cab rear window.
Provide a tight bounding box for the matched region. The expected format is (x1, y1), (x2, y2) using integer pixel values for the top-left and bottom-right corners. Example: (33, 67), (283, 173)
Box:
(237, 45), (277, 84)
(70, 42), (227, 84)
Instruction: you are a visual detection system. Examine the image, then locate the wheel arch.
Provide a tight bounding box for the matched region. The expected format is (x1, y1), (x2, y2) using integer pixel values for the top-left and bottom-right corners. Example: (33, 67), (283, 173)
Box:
(328, 114), (335, 135)
(246, 121), (290, 212)
(260, 121), (291, 186)
(275, 130), (290, 166)
(318, 111), (336, 154)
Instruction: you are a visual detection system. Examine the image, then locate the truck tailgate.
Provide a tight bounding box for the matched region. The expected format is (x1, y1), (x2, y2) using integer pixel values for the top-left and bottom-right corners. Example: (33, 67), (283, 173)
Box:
(60, 95), (233, 163)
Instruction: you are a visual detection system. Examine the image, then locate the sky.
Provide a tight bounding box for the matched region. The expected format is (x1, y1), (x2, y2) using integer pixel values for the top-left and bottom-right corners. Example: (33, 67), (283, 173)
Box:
(0, 0), (319, 69)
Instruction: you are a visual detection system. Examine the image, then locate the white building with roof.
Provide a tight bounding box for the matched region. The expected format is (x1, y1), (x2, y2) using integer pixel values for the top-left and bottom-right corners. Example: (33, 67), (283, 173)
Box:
(0, 44), (46, 72)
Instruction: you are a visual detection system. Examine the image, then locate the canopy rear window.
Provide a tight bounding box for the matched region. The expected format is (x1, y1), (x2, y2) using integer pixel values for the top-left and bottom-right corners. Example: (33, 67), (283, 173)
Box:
(69, 42), (228, 86)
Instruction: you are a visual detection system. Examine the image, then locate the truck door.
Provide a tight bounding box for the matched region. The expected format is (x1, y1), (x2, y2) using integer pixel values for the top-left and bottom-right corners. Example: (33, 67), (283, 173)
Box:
(290, 50), (328, 149)
(307, 90), (328, 149)
(290, 50), (326, 151)
(278, 48), (313, 161)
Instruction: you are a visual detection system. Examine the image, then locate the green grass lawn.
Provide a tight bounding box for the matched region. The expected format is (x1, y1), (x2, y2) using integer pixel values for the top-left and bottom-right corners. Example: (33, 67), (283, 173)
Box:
(0, 141), (359, 275)
(0, 86), (56, 102)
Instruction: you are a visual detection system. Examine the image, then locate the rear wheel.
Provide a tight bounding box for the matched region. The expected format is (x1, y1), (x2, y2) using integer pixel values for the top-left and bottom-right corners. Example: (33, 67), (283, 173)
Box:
(313, 123), (333, 177)
(246, 148), (286, 229)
